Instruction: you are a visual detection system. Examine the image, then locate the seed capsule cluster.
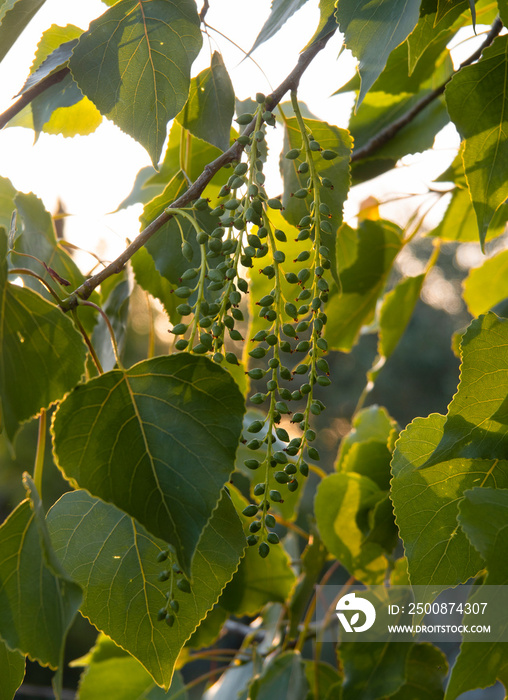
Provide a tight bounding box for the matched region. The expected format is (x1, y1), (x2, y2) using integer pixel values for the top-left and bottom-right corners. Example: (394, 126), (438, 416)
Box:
(155, 547), (191, 627)
(167, 94), (334, 557)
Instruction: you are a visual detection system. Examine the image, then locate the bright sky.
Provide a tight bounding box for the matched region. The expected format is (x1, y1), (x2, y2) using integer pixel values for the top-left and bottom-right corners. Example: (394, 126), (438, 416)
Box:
(0, 0), (487, 270)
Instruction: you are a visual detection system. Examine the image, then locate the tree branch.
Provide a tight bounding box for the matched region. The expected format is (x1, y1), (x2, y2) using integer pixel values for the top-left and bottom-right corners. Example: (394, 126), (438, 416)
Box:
(351, 17), (503, 163)
(59, 28), (337, 311)
(0, 67), (69, 130)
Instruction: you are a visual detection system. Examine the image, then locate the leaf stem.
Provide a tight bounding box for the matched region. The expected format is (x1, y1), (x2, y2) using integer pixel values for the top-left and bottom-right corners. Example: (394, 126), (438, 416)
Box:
(8, 267), (61, 303)
(33, 408), (46, 496)
(72, 309), (103, 374)
(79, 300), (122, 369)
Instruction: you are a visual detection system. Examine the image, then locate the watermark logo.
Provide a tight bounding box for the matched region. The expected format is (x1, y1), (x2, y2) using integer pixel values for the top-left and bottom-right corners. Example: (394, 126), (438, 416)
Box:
(336, 592), (376, 633)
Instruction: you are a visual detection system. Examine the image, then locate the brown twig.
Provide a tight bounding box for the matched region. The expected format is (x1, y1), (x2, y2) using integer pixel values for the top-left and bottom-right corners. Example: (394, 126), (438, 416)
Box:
(351, 17), (503, 163)
(0, 67), (69, 130)
(58, 28), (337, 311)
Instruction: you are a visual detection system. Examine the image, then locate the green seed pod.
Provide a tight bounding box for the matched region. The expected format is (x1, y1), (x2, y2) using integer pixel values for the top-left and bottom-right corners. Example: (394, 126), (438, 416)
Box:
(255, 129), (265, 141)
(175, 339), (188, 351)
(275, 427), (290, 442)
(237, 278), (248, 293)
(269, 489), (283, 502)
(285, 463), (297, 475)
(297, 161), (309, 174)
(248, 368), (265, 380)
(247, 438), (262, 450)
(225, 352), (239, 365)
(298, 288), (312, 301)
(306, 429), (316, 441)
(291, 412), (304, 423)
(248, 184), (259, 197)
(248, 234), (262, 248)
(285, 302), (298, 318)
(194, 197), (208, 210)
(247, 420), (264, 433)
(170, 323), (187, 336)
(261, 265), (275, 278)
(247, 534), (259, 546)
(278, 341), (291, 353)
(316, 358), (330, 373)
(196, 230), (208, 244)
(224, 198), (241, 211)
(157, 608), (167, 622)
(250, 392), (267, 405)
(265, 309), (277, 322)
(297, 269), (310, 284)
(236, 112), (254, 125)
(267, 532), (280, 545)
(297, 229), (310, 241)
(317, 375), (332, 387)
(308, 446), (320, 460)
(253, 483), (266, 497)
(299, 462), (309, 477)
(208, 237), (222, 253)
(295, 251), (310, 263)
(285, 148), (300, 160)
(234, 162), (249, 176)
(181, 240), (194, 261)
(295, 340), (310, 353)
(299, 215), (312, 227)
(242, 504), (259, 517)
(236, 134), (251, 146)
(258, 542), (270, 558)
(291, 390), (302, 401)
(280, 366), (292, 380)
(297, 305), (309, 316)
(267, 198), (283, 210)
(158, 570), (170, 582)
(279, 388), (292, 401)
(252, 329), (268, 342)
(249, 346), (267, 359)
(273, 250), (285, 263)
(265, 334), (277, 346)
(294, 364), (309, 375)
(317, 337), (328, 351)
(282, 323), (297, 338)
(273, 230), (286, 243)
(293, 188), (309, 199)
(287, 478), (298, 492)
(169, 599), (180, 613)
(321, 149), (338, 160)
(249, 520), (261, 533)
(157, 550), (169, 563)
(321, 177), (334, 189)
(300, 383), (311, 395)
(213, 353), (224, 364)
(177, 577), (191, 594)
(320, 220), (333, 234)
(265, 513), (276, 528)
(255, 172), (266, 185)
(285, 272), (298, 284)
(177, 303), (192, 316)
(258, 294), (274, 307)
(229, 329), (243, 341)
(296, 320), (310, 333)
(274, 402), (289, 414)
(175, 286), (192, 298)
(244, 458), (261, 470)
(200, 332), (213, 348)
(309, 140), (321, 151)
(274, 471), (289, 484)
(230, 291), (242, 306)
(268, 357), (279, 369)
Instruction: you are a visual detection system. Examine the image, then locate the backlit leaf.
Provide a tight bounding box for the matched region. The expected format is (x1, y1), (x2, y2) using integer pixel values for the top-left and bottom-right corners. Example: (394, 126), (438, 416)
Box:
(177, 52), (234, 152)
(250, 651), (308, 700)
(47, 489), (245, 689)
(445, 35), (508, 248)
(0, 0), (47, 63)
(70, 0), (203, 166)
(0, 477), (82, 670)
(339, 641), (411, 700)
(390, 643), (447, 700)
(52, 353), (245, 575)
(335, 0), (421, 105)
(0, 641), (25, 700)
(378, 274), (425, 359)
(0, 229), (87, 442)
(463, 250), (508, 317)
(248, 0), (310, 54)
(315, 472), (388, 584)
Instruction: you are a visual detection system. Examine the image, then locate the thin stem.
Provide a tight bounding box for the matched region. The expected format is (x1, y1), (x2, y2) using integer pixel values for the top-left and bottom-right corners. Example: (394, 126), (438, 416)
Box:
(295, 560), (341, 652)
(72, 309), (103, 374)
(273, 515), (310, 540)
(79, 300), (122, 368)
(0, 67), (69, 129)
(146, 293), (155, 358)
(33, 409), (46, 496)
(8, 267), (61, 303)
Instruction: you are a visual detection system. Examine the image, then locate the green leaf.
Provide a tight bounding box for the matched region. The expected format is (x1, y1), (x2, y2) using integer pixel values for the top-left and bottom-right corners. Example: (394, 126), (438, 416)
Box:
(0, 0), (47, 63)
(219, 486), (296, 616)
(390, 643), (448, 700)
(336, 405), (398, 470)
(444, 488), (508, 700)
(0, 229), (87, 442)
(445, 35), (508, 248)
(70, 0), (202, 166)
(325, 220), (403, 351)
(0, 476), (82, 671)
(250, 651), (309, 700)
(335, 0), (422, 105)
(52, 353), (245, 575)
(177, 52), (234, 152)
(463, 250), (508, 317)
(339, 640), (411, 700)
(304, 0), (337, 49)
(315, 472), (388, 583)
(116, 166), (162, 210)
(248, 0), (310, 54)
(0, 175), (17, 232)
(281, 117), (352, 286)
(185, 604), (228, 650)
(420, 313), (508, 466)
(288, 530), (327, 639)
(77, 634), (187, 700)
(378, 274), (425, 359)
(303, 660), (342, 700)
(391, 412), (508, 599)
(430, 186), (508, 243)
(47, 489), (244, 690)
(0, 641), (25, 700)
